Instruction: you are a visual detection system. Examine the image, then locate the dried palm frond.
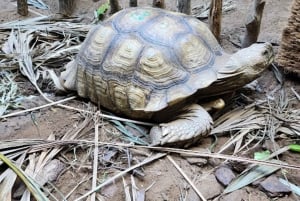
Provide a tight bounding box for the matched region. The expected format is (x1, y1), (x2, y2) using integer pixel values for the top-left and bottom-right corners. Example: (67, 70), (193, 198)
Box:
(0, 153), (49, 201)
(224, 159), (284, 194)
(27, 0), (49, 10)
(0, 71), (23, 115)
(212, 89), (300, 154)
(0, 18), (91, 119)
(0, 113), (92, 200)
(0, 16), (91, 91)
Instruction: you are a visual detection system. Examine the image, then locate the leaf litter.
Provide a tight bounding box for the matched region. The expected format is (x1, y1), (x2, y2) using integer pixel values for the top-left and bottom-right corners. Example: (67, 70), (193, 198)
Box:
(0, 9), (299, 201)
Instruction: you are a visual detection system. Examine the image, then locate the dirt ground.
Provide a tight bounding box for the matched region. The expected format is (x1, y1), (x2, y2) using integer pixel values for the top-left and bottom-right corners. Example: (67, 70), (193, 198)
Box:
(1, 0), (300, 201)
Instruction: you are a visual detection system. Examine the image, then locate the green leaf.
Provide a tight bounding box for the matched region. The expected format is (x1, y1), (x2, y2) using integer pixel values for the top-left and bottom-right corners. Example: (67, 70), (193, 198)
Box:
(0, 153), (49, 201)
(96, 2), (110, 17)
(288, 144), (300, 152)
(109, 120), (149, 145)
(125, 122), (148, 138)
(254, 150), (271, 160)
(224, 159), (283, 194)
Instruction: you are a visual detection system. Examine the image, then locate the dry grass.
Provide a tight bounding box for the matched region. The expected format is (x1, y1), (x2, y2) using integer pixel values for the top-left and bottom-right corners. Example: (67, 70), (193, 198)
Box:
(212, 88), (300, 154)
(0, 13), (300, 201)
(0, 71), (22, 116)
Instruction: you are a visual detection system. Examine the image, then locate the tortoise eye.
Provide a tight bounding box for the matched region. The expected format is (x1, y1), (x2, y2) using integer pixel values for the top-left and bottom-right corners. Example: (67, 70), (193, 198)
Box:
(262, 50), (269, 56)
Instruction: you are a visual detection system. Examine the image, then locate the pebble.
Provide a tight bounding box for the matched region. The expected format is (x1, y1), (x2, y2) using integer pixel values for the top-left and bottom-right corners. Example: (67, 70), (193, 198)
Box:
(259, 176), (291, 197)
(215, 165), (236, 186)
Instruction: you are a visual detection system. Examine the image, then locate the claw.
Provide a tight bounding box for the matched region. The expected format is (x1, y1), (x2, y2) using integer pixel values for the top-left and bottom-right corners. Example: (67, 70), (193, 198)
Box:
(149, 104), (213, 146)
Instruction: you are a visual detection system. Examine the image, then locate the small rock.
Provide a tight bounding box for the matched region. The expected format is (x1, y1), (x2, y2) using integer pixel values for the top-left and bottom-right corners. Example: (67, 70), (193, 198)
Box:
(215, 165), (236, 186)
(181, 148), (209, 166)
(100, 182), (120, 198)
(38, 159), (66, 186)
(259, 176), (291, 197)
(185, 157), (208, 166)
(207, 157), (222, 167)
(219, 187), (269, 201)
(262, 140), (280, 152)
(219, 189), (248, 201)
(186, 173), (223, 200)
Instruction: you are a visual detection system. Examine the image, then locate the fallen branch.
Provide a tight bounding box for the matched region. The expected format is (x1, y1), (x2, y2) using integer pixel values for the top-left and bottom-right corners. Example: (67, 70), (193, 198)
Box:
(3, 140), (300, 170)
(177, 0), (191, 15)
(241, 0), (266, 48)
(17, 0), (28, 16)
(209, 0), (223, 41)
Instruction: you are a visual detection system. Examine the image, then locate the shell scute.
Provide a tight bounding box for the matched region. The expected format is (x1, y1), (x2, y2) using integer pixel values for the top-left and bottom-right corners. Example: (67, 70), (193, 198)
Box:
(75, 7), (223, 118)
(102, 36), (143, 78)
(174, 34), (214, 72)
(80, 25), (116, 66)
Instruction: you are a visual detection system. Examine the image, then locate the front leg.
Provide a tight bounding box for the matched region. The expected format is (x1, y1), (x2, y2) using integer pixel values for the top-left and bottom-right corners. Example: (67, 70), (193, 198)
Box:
(149, 104), (213, 147)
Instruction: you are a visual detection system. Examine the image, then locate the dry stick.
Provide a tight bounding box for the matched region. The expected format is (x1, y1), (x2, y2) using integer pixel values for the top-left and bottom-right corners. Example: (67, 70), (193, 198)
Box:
(58, 0), (76, 16)
(57, 104), (155, 126)
(0, 95), (155, 126)
(167, 155), (207, 201)
(177, 0), (191, 15)
(11, 3), (46, 17)
(65, 175), (90, 199)
(129, 0), (138, 7)
(241, 0), (266, 48)
(122, 177), (131, 201)
(27, 140), (300, 170)
(152, 0), (165, 9)
(291, 87), (300, 101)
(110, 0), (121, 14)
(0, 96), (77, 119)
(17, 0), (28, 16)
(209, 0), (223, 42)
(91, 122), (99, 201)
(74, 153), (166, 201)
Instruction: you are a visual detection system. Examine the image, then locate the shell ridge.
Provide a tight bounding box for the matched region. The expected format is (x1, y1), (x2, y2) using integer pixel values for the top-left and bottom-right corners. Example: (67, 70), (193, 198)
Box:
(74, 7), (228, 117)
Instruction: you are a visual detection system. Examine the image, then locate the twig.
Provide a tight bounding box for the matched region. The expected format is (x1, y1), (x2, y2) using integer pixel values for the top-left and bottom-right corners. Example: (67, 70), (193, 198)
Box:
(65, 175), (90, 199)
(91, 118), (100, 201)
(123, 177), (131, 201)
(74, 153), (166, 201)
(0, 96), (155, 126)
(21, 140), (300, 170)
(167, 155), (207, 201)
(56, 104), (155, 126)
(0, 96), (76, 119)
(291, 87), (300, 101)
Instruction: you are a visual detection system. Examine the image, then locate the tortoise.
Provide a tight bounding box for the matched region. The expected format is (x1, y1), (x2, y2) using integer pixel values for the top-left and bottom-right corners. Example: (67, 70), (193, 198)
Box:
(60, 7), (274, 146)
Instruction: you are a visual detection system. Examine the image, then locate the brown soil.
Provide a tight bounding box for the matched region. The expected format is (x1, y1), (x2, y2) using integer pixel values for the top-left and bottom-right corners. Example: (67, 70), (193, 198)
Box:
(1, 0), (299, 201)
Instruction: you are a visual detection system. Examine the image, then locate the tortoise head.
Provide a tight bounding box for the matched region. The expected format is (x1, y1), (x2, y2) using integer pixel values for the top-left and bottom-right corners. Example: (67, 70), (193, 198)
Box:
(219, 43), (274, 79)
(60, 60), (78, 91)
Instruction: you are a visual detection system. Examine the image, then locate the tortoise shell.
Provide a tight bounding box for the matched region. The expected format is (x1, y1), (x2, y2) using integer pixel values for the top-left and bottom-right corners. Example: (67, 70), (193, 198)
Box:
(74, 7), (224, 119)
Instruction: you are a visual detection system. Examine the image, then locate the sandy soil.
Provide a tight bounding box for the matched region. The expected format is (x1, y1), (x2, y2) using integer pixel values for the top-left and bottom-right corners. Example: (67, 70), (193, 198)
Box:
(0, 0), (299, 201)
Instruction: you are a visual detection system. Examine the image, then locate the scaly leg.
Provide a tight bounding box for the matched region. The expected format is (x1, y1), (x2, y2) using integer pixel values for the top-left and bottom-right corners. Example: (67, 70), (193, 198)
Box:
(150, 104), (213, 146)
